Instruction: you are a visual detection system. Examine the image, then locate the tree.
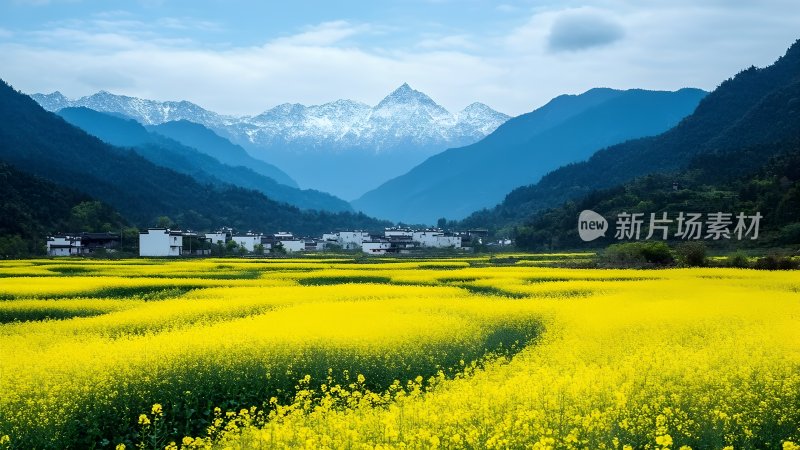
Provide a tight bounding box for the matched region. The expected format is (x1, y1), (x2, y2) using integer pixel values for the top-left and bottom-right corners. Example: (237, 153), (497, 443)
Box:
(437, 217), (448, 229)
(0, 235), (29, 259)
(120, 227), (140, 253)
(225, 240), (239, 255)
(68, 201), (116, 232)
(156, 216), (173, 229)
(271, 242), (286, 256)
(254, 243), (265, 256)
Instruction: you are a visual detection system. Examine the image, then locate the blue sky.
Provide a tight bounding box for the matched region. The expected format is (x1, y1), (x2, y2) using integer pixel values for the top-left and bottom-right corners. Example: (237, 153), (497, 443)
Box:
(1, 0), (798, 115)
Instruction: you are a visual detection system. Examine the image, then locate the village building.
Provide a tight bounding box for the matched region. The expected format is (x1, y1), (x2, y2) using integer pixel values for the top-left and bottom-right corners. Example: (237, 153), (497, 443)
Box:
(304, 239), (327, 252)
(411, 230), (461, 248)
(205, 228), (232, 245)
(46, 232), (120, 256)
(322, 231), (371, 249)
(232, 233), (263, 252)
(279, 239), (306, 253)
(362, 240), (392, 254)
(139, 229), (211, 257)
(384, 227), (414, 239)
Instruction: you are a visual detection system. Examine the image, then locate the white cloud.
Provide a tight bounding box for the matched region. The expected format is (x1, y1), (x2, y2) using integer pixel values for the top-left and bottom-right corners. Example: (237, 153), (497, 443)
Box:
(416, 34), (478, 51)
(1, 1), (799, 117)
(272, 21), (368, 47)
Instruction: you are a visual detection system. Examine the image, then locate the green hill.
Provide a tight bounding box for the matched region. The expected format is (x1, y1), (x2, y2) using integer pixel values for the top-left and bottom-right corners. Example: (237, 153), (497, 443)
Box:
(461, 39), (800, 243)
(57, 107), (352, 213)
(353, 88), (706, 224)
(0, 80), (391, 236)
(0, 162), (127, 257)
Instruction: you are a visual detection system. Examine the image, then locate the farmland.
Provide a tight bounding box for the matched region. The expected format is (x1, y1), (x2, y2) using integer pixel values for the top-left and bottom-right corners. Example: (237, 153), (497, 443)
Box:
(0, 256), (798, 450)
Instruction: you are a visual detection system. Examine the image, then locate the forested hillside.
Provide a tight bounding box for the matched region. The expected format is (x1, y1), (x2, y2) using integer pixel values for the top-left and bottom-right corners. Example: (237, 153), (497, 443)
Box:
(0, 80), (391, 237)
(58, 108), (353, 213)
(460, 39), (800, 244)
(0, 162), (127, 256)
(514, 138), (800, 250)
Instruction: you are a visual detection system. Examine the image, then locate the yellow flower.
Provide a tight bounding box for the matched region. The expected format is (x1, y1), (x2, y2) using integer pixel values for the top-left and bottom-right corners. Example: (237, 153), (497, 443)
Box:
(656, 434), (673, 447)
(151, 403), (163, 416)
(138, 414), (150, 426)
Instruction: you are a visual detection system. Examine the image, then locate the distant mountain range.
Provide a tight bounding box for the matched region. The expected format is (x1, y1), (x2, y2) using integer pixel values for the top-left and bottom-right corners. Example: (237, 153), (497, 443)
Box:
(0, 80), (391, 235)
(32, 84), (509, 199)
(463, 39), (800, 248)
(353, 87), (708, 224)
(57, 108), (351, 212)
(144, 120), (295, 188)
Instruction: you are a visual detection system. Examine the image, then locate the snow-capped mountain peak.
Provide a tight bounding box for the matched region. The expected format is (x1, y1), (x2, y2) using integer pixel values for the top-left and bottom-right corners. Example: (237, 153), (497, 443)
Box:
(377, 83), (436, 107)
(455, 102), (512, 136)
(31, 91), (227, 127)
(371, 83), (451, 123)
(31, 85), (509, 154)
(30, 85), (511, 199)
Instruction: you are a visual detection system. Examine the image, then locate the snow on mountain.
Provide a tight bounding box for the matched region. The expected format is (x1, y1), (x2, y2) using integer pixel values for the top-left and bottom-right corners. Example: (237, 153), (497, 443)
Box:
(31, 84), (510, 198)
(32, 91), (229, 128)
(455, 102), (513, 137)
(31, 83), (509, 155)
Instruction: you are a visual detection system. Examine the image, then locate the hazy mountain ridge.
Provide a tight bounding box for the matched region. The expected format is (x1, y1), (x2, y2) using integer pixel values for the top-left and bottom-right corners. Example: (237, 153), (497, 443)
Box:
(31, 84), (510, 199)
(461, 39), (800, 241)
(56, 108), (352, 213)
(31, 84), (508, 153)
(33, 90), (229, 128)
(144, 120), (297, 187)
(353, 87), (708, 224)
(0, 80), (392, 234)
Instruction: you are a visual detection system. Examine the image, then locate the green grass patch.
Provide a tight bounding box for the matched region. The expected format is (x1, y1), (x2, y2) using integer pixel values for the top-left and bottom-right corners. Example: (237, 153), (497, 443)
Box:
(298, 276), (393, 286)
(457, 284), (528, 299)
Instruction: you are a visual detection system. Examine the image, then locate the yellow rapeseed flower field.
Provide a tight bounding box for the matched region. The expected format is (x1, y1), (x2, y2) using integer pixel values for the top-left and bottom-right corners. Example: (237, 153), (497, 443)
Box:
(0, 257), (797, 450)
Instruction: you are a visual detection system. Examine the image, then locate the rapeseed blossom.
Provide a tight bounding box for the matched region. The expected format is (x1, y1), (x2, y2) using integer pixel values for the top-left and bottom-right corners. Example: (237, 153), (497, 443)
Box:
(0, 257), (797, 449)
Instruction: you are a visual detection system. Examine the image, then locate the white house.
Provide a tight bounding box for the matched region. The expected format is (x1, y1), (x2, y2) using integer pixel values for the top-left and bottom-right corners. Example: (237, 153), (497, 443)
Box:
(304, 239), (327, 252)
(411, 230), (462, 248)
(362, 240), (392, 255)
(336, 231), (371, 249)
(205, 232), (228, 245)
(384, 228), (413, 239)
(46, 235), (82, 256)
(232, 234), (262, 252)
(279, 239), (306, 253)
(47, 233), (121, 256)
(139, 229), (183, 257)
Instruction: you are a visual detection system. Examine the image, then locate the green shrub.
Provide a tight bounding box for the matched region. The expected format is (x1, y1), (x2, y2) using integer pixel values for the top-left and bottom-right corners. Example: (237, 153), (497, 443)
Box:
(674, 242), (707, 267)
(754, 256), (779, 270)
(603, 242), (674, 266)
(725, 252), (750, 268)
(752, 255), (798, 270)
(776, 256), (799, 270)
